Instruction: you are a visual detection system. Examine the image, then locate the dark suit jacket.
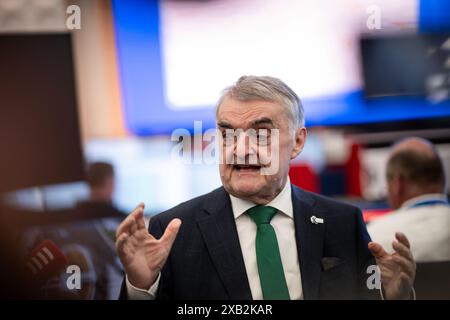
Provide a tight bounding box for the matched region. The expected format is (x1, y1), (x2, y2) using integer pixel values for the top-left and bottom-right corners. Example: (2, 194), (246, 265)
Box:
(120, 185), (379, 300)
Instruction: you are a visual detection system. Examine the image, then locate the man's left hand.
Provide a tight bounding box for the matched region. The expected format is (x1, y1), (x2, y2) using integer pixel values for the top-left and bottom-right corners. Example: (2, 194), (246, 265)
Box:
(368, 232), (416, 300)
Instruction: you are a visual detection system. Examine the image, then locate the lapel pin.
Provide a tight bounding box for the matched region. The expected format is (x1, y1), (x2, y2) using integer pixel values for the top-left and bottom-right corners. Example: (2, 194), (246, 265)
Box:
(310, 215), (324, 224)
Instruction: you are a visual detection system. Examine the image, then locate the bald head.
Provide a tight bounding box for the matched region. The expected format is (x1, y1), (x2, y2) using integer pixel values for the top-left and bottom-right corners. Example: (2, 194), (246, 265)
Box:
(386, 137), (446, 209)
(391, 137), (435, 157)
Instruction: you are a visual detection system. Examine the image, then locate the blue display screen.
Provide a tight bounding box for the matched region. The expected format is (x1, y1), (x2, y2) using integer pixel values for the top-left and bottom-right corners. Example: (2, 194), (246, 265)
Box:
(112, 0), (450, 136)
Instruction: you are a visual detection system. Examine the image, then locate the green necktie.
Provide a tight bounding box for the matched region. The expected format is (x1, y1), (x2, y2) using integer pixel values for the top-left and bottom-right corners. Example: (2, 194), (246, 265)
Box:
(247, 205), (290, 300)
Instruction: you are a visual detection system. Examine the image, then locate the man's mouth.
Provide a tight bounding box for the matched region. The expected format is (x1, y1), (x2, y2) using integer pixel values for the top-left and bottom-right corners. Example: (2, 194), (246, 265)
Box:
(233, 164), (262, 172)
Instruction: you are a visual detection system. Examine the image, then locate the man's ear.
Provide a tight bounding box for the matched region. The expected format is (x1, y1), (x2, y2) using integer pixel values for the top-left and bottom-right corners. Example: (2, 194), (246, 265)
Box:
(397, 174), (407, 198)
(290, 127), (307, 160)
(391, 174), (405, 199)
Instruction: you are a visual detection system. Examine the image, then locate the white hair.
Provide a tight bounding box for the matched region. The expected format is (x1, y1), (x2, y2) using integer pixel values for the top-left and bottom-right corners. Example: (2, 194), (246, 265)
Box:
(216, 75), (305, 130)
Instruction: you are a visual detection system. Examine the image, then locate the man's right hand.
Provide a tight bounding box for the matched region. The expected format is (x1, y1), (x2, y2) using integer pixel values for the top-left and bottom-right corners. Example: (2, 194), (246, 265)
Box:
(115, 203), (182, 290)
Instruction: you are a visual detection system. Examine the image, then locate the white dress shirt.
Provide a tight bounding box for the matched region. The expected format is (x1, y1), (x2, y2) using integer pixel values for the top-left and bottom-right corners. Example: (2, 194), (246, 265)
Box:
(126, 178), (303, 300)
(229, 178), (303, 299)
(368, 193), (450, 262)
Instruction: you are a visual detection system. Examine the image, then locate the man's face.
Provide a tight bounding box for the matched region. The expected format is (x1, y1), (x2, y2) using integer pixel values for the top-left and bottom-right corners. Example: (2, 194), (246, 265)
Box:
(102, 175), (115, 202)
(217, 97), (306, 203)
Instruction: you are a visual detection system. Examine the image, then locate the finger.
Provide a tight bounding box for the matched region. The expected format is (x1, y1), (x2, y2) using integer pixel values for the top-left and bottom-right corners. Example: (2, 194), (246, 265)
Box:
(392, 240), (414, 261)
(116, 203), (145, 237)
(135, 208), (146, 230)
(128, 203), (145, 225)
(131, 203), (145, 218)
(395, 232), (411, 249)
(392, 255), (415, 278)
(116, 215), (135, 238)
(129, 219), (138, 235)
(130, 203), (146, 230)
(368, 241), (388, 259)
(160, 218), (182, 247)
(115, 232), (129, 254)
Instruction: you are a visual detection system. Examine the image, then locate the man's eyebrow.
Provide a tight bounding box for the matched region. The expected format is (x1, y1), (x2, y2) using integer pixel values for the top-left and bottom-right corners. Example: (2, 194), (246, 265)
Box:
(250, 117), (274, 127)
(217, 121), (233, 129)
(217, 117), (274, 129)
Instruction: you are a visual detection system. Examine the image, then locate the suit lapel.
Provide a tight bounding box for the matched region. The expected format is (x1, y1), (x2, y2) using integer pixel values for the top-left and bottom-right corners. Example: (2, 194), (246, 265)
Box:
(197, 187), (252, 299)
(196, 185), (325, 300)
(292, 185), (325, 300)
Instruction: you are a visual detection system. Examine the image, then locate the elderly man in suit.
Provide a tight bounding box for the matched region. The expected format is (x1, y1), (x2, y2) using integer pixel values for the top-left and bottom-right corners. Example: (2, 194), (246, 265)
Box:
(116, 76), (415, 300)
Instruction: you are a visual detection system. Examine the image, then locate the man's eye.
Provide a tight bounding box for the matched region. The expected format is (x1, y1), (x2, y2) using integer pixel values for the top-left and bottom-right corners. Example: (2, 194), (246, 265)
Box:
(222, 132), (235, 144)
(258, 137), (268, 145)
(257, 133), (268, 139)
(257, 132), (270, 145)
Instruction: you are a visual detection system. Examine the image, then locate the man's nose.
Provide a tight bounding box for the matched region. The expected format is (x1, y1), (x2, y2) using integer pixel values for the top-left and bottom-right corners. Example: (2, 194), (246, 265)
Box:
(233, 131), (257, 162)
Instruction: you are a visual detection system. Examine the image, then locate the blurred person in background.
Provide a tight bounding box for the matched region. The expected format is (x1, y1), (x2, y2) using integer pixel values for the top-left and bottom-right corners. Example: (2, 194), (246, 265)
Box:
(29, 162), (127, 299)
(76, 162), (124, 220)
(368, 137), (450, 262)
(86, 162), (115, 204)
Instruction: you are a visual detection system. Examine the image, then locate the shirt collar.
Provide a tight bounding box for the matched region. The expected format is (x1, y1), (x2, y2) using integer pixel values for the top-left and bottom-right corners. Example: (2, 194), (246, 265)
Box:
(229, 177), (293, 220)
(400, 193), (449, 209)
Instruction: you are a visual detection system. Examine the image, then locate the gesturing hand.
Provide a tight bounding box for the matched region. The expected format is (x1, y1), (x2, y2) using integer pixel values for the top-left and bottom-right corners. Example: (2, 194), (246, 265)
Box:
(368, 232), (416, 300)
(115, 203), (182, 290)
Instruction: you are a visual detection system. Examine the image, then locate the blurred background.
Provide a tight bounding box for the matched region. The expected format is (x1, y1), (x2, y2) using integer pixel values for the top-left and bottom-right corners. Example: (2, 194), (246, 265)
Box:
(0, 0), (449, 299)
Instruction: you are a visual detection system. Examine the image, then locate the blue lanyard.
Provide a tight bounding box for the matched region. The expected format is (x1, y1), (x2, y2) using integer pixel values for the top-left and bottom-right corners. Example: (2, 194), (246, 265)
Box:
(409, 199), (450, 209)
